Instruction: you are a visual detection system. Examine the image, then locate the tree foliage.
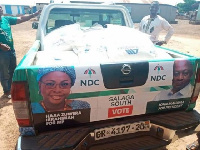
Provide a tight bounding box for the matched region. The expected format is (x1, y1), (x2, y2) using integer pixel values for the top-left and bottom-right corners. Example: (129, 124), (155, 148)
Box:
(177, 0), (197, 13)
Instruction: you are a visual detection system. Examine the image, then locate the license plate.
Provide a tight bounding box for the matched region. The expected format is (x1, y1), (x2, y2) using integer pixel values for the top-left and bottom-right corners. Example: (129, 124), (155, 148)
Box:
(94, 121), (151, 140)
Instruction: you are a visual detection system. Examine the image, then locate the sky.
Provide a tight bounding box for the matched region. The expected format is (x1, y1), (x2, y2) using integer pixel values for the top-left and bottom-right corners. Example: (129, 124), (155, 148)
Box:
(0, 0), (185, 6)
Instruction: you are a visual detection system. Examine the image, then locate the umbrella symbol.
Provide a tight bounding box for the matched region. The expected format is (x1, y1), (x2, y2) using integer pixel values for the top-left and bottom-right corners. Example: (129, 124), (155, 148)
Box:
(84, 68), (96, 78)
(154, 64), (164, 74)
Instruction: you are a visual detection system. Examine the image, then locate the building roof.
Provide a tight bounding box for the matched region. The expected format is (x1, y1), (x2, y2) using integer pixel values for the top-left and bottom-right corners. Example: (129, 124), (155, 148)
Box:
(0, 0), (35, 6)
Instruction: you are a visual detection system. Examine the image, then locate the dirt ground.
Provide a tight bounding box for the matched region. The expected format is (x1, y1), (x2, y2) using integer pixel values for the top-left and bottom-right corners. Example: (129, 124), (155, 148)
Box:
(0, 19), (200, 150)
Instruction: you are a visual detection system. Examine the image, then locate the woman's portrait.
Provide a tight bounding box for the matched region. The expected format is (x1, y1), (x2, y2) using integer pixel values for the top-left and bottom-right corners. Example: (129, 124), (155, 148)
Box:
(31, 66), (90, 113)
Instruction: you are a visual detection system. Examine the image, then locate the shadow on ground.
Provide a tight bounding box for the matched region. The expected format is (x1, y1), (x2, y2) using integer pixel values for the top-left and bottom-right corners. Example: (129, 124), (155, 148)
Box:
(0, 95), (12, 109)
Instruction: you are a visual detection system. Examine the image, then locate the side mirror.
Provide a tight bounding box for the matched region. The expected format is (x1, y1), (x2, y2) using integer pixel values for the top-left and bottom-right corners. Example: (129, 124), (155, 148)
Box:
(32, 22), (38, 29)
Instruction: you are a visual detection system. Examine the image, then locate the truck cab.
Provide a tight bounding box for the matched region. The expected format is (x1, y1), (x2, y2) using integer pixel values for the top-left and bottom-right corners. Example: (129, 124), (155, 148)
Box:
(36, 3), (134, 51)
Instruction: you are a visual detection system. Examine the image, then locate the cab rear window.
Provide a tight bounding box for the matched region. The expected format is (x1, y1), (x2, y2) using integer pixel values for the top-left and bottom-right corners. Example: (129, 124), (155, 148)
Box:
(46, 8), (126, 33)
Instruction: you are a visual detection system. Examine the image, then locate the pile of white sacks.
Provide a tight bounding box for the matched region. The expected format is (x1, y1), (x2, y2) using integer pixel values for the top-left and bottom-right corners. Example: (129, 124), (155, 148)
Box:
(43, 23), (172, 63)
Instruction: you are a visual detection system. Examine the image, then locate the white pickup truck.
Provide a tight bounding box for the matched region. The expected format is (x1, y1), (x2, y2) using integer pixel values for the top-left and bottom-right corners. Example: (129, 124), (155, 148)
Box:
(12, 2), (200, 150)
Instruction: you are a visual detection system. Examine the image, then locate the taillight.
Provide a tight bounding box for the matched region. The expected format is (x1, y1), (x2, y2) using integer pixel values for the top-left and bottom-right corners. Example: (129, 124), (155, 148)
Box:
(191, 68), (200, 103)
(11, 81), (31, 126)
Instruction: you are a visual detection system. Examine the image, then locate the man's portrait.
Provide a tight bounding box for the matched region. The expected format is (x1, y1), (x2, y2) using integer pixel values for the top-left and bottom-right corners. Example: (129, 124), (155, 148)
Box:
(153, 59), (193, 101)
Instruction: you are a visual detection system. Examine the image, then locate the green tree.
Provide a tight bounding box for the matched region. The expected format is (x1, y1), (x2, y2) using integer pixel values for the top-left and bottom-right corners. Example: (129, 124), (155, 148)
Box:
(177, 0), (196, 13)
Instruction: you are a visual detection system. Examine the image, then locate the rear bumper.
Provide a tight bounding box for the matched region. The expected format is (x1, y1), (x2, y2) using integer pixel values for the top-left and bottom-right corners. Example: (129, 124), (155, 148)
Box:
(16, 110), (200, 150)
(16, 130), (169, 150)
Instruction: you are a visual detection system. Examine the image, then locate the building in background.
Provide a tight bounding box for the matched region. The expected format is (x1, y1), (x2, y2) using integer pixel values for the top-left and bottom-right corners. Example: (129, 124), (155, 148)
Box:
(0, 0), (36, 16)
(118, 2), (177, 23)
(34, 0), (178, 23)
(35, 0), (50, 10)
(189, 1), (200, 24)
(66, 0), (178, 23)
(0, 5), (26, 16)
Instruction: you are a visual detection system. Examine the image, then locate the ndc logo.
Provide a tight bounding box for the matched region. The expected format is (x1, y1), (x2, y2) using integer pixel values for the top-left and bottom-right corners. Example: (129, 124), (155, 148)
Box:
(84, 68), (96, 78)
(81, 68), (99, 86)
(154, 64), (164, 74)
(151, 64), (166, 81)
